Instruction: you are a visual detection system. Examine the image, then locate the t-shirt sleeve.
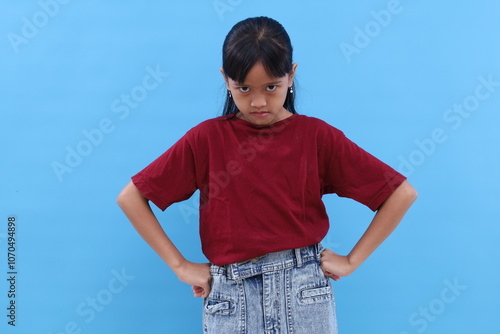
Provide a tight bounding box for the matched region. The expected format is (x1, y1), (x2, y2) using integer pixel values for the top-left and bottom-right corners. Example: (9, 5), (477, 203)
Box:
(131, 133), (198, 211)
(320, 125), (406, 211)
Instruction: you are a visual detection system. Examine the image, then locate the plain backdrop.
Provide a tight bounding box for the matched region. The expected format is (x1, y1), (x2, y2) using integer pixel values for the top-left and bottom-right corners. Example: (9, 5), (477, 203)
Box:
(1, 1), (499, 333)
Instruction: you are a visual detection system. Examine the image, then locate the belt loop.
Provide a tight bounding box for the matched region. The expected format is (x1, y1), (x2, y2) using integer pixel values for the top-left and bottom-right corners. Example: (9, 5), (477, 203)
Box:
(230, 263), (241, 280)
(316, 243), (324, 260)
(295, 247), (303, 268)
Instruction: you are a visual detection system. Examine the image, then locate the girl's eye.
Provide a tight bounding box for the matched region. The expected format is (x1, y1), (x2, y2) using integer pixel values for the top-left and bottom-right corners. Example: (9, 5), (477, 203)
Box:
(238, 87), (250, 93)
(266, 85), (277, 91)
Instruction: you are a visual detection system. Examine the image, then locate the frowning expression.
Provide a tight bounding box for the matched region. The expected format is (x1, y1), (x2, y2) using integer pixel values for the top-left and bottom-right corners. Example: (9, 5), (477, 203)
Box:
(222, 62), (297, 126)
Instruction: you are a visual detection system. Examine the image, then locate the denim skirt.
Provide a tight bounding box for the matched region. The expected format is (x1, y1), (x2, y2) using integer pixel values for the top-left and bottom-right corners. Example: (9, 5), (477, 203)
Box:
(203, 244), (338, 334)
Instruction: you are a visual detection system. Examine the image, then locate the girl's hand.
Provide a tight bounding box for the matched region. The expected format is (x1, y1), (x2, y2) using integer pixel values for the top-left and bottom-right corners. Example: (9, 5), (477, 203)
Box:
(174, 261), (212, 298)
(320, 248), (357, 281)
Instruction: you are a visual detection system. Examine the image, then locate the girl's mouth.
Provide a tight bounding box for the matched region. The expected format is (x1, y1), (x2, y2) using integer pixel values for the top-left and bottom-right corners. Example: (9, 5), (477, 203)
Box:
(251, 111), (270, 118)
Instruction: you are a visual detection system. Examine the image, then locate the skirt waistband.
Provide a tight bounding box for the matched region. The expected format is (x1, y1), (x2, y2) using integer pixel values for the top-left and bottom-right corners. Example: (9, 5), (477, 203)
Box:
(210, 243), (324, 280)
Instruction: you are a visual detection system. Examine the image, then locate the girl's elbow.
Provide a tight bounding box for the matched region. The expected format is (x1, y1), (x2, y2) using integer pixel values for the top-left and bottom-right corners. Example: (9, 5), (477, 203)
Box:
(402, 180), (418, 204)
(116, 189), (128, 208)
(116, 182), (138, 208)
(410, 188), (418, 202)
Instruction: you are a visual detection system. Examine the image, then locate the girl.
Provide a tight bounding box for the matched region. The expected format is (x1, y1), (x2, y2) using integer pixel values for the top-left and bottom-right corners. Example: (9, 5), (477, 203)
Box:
(117, 16), (417, 334)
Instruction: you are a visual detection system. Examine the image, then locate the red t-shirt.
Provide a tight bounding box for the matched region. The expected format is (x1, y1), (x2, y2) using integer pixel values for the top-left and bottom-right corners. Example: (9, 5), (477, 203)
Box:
(132, 114), (406, 265)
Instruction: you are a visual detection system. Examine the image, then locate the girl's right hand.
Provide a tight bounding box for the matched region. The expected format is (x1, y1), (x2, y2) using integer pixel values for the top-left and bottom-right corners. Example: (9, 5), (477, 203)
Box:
(174, 261), (212, 298)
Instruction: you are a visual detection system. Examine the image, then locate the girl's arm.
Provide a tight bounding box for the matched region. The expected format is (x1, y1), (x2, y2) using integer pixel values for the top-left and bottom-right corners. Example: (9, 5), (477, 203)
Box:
(320, 180), (418, 280)
(117, 181), (212, 298)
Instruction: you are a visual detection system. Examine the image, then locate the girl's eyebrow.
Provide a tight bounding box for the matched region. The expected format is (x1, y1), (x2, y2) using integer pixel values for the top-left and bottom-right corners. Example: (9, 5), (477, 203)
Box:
(234, 80), (283, 87)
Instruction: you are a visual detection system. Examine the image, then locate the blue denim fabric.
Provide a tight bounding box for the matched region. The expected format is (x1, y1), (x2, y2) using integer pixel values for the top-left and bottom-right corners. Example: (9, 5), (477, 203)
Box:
(203, 244), (338, 334)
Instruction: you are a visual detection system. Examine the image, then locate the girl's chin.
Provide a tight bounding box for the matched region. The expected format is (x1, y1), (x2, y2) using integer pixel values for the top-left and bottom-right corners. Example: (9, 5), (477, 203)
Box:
(238, 111), (280, 126)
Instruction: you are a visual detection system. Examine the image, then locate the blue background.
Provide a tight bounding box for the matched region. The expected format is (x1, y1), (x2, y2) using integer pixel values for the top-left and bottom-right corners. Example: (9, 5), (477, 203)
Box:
(1, 1), (499, 333)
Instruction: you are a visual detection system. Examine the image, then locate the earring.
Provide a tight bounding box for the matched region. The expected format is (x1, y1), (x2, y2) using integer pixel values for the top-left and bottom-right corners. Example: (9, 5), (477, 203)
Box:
(289, 87), (294, 94)
(228, 90), (232, 98)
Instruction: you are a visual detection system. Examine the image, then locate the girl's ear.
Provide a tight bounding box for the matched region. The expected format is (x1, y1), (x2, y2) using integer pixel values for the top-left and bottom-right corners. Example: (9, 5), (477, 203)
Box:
(220, 67), (230, 90)
(288, 63), (298, 86)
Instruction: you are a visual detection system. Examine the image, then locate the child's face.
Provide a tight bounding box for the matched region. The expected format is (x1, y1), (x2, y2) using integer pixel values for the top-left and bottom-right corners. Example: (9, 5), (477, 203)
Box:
(222, 62), (297, 126)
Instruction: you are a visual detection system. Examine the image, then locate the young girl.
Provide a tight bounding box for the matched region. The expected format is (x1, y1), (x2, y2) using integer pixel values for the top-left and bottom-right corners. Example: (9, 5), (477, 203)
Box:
(117, 16), (417, 334)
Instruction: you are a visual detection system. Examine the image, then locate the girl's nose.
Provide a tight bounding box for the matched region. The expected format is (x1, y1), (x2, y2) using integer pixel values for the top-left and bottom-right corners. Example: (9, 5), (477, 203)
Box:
(250, 93), (267, 108)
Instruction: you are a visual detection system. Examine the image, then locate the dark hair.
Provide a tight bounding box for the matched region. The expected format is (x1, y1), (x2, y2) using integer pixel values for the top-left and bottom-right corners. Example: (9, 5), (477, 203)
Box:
(221, 16), (297, 116)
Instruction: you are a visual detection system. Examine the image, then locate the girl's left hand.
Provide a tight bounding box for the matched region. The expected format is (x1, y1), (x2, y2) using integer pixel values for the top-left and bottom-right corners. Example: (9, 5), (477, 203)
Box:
(320, 248), (357, 281)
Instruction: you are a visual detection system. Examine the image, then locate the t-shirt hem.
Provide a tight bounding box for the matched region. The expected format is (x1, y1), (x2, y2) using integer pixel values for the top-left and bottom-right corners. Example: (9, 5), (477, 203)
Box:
(367, 174), (407, 211)
(131, 175), (168, 211)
